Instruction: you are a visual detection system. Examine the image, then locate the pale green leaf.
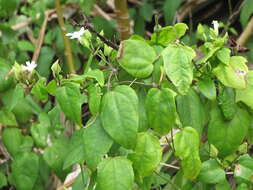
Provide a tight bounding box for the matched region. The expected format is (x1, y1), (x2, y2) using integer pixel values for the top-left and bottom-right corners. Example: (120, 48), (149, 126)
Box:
(85, 69), (105, 86)
(213, 56), (248, 89)
(236, 71), (253, 110)
(118, 40), (156, 78)
(216, 48), (231, 65)
(174, 127), (201, 179)
(128, 132), (162, 177)
(162, 44), (196, 94)
(97, 157), (134, 190)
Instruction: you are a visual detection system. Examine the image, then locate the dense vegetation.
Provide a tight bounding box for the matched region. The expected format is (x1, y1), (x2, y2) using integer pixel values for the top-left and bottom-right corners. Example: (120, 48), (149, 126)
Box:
(1, 0), (253, 190)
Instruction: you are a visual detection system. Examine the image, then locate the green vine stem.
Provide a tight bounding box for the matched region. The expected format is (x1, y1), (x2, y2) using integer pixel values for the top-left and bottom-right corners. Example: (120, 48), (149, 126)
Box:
(54, 0), (75, 74)
(114, 0), (131, 40)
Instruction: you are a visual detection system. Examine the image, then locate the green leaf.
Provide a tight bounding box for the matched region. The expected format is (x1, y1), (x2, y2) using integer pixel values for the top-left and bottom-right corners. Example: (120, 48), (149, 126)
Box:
(87, 84), (102, 116)
(208, 106), (251, 157)
(163, 0), (182, 25)
(218, 87), (237, 120)
(137, 87), (149, 132)
(235, 154), (253, 183)
(145, 88), (177, 135)
(0, 172), (7, 188)
(72, 168), (91, 190)
(31, 123), (48, 148)
(2, 128), (22, 157)
(216, 48), (231, 65)
(17, 40), (34, 52)
(0, 108), (17, 126)
(213, 56), (248, 89)
(236, 71), (253, 110)
(152, 23), (188, 46)
(43, 138), (71, 180)
(118, 39), (156, 78)
(140, 2), (154, 22)
(101, 85), (139, 149)
(128, 132), (162, 177)
(198, 159), (226, 184)
(240, 0), (253, 27)
(2, 84), (24, 111)
(11, 152), (39, 190)
(31, 78), (48, 102)
(174, 127), (201, 179)
(97, 157), (135, 190)
(176, 89), (205, 135)
(37, 46), (55, 78)
(83, 117), (113, 170)
(55, 84), (83, 125)
(63, 130), (85, 169)
(85, 69), (105, 86)
(162, 44), (196, 94)
(197, 77), (216, 100)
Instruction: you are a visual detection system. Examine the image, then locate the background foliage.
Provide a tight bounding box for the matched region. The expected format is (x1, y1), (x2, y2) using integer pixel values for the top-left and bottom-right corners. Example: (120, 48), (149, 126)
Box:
(1, 0), (253, 190)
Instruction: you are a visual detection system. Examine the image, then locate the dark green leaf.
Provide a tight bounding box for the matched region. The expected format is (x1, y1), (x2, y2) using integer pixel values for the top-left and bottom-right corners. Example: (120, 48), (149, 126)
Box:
(83, 117), (113, 170)
(2, 128), (22, 157)
(176, 89), (206, 135)
(208, 106), (251, 157)
(145, 88), (177, 135)
(55, 84), (83, 125)
(197, 77), (216, 100)
(218, 87), (237, 120)
(12, 152), (39, 190)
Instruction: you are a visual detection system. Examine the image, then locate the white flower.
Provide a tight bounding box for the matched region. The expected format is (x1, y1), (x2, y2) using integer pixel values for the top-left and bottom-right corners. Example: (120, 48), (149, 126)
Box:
(23, 61), (37, 72)
(212, 20), (219, 35)
(66, 27), (85, 40)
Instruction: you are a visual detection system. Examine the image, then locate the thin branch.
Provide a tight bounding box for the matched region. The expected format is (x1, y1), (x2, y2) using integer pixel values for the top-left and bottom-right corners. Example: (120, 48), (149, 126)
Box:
(160, 162), (180, 170)
(237, 16), (253, 46)
(54, 0), (75, 74)
(32, 11), (53, 62)
(72, 18), (119, 50)
(93, 4), (111, 21)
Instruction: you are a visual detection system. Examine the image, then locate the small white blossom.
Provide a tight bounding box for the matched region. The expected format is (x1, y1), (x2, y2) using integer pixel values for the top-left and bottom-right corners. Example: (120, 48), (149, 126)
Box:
(66, 27), (85, 40)
(23, 61), (37, 72)
(212, 20), (219, 36)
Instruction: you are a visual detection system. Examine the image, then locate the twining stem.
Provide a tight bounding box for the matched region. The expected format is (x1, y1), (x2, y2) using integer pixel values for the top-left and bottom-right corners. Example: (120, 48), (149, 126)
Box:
(54, 0), (75, 74)
(114, 0), (131, 40)
(237, 16), (253, 46)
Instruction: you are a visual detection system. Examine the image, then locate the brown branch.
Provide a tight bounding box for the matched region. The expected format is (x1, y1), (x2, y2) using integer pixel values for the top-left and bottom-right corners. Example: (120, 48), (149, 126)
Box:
(54, 0), (75, 74)
(93, 4), (111, 21)
(178, 0), (204, 22)
(32, 11), (52, 62)
(72, 18), (119, 50)
(237, 16), (253, 46)
(114, 0), (131, 40)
